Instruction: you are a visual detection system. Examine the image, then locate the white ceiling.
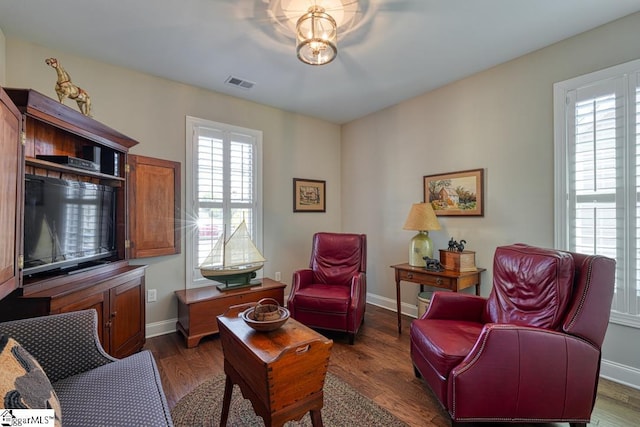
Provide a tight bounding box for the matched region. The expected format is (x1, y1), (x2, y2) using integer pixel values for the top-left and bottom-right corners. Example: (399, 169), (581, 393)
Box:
(1, 0), (640, 124)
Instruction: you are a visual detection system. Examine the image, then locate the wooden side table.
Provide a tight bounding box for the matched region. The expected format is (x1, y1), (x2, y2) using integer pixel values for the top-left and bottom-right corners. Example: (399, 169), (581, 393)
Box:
(391, 263), (486, 334)
(217, 305), (333, 427)
(174, 278), (285, 347)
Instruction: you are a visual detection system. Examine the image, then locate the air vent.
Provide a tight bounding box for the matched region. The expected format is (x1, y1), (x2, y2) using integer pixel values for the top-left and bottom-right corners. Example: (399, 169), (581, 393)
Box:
(225, 76), (255, 90)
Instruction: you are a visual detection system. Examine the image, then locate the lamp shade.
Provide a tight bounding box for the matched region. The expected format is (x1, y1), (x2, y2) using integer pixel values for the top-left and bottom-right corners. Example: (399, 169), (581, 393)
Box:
(403, 203), (441, 231)
(403, 203), (441, 267)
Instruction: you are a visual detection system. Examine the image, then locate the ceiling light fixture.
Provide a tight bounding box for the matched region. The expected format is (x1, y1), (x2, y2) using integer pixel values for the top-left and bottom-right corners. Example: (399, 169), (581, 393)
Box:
(267, 1), (361, 66)
(296, 5), (337, 65)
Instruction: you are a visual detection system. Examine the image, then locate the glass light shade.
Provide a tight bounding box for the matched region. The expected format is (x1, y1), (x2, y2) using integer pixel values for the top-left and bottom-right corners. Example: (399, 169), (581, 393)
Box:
(296, 6), (337, 65)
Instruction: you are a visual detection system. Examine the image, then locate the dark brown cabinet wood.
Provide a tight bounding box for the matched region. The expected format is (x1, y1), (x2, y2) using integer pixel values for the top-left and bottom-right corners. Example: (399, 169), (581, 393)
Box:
(0, 88), (176, 358)
(0, 88), (23, 300)
(10, 262), (147, 358)
(175, 278), (286, 348)
(128, 154), (181, 258)
(5, 264), (148, 359)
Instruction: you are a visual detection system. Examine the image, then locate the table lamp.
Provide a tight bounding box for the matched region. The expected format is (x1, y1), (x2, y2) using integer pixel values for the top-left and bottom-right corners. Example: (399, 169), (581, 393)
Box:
(403, 202), (441, 267)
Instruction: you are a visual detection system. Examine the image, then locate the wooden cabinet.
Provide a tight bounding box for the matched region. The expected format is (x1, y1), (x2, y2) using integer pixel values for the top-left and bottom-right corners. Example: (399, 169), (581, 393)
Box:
(5, 262), (146, 358)
(128, 154), (181, 258)
(0, 88), (178, 357)
(5, 88), (136, 265)
(0, 88), (23, 300)
(58, 264), (146, 358)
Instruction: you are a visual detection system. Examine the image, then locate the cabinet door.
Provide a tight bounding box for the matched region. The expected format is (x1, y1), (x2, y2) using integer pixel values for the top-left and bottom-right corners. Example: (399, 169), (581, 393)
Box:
(59, 291), (110, 354)
(109, 276), (145, 358)
(128, 154), (181, 258)
(0, 88), (23, 300)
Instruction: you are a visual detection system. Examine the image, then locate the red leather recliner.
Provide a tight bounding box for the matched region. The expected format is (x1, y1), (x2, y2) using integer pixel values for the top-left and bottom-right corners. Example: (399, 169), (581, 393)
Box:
(288, 232), (367, 345)
(410, 243), (615, 426)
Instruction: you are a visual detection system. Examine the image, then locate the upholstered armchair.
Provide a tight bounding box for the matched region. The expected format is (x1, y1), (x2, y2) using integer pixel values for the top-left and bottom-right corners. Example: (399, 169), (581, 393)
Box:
(410, 243), (615, 426)
(288, 232), (367, 344)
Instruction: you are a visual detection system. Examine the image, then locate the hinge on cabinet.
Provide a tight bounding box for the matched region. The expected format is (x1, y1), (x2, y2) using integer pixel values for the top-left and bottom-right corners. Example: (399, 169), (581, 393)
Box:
(20, 131), (26, 146)
(125, 164), (130, 173)
(125, 240), (131, 249)
(18, 255), (24, 269)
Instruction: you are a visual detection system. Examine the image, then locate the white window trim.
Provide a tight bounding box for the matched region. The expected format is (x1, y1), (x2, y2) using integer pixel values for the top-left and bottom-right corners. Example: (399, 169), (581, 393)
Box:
(554, 58), (640, 329)
(185, 116), (263, 288)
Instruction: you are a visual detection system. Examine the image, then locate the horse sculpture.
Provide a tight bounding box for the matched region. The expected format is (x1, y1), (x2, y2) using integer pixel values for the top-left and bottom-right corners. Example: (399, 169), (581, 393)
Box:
(45, 58), (92, 116)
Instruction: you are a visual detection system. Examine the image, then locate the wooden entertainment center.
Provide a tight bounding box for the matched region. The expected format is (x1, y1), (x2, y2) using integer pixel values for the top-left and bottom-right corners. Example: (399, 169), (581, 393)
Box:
(0, 87), (179, 358)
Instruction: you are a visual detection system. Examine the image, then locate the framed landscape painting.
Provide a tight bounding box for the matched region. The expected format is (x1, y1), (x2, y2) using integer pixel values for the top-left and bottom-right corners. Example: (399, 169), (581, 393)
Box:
(424, 169), (484, 216)
(293, 178), (326, 212)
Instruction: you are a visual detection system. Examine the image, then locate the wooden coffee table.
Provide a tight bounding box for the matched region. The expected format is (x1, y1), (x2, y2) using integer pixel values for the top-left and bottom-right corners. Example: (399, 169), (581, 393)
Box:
(217, 304), (333, 427)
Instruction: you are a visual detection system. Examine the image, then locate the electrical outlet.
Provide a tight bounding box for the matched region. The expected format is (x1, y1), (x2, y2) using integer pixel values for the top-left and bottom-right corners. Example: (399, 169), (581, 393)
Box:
(147, 289), (157, 303)
(275, 271), (281, 281)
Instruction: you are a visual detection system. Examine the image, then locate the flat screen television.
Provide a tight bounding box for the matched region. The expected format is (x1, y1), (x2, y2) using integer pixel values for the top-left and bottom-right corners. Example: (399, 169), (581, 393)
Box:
(23, 174), (117, 276)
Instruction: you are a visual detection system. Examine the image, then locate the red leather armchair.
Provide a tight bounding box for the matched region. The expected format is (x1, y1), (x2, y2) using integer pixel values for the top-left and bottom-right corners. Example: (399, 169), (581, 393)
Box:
(410, 243), (615, 426)
(288, 232), (367, 345)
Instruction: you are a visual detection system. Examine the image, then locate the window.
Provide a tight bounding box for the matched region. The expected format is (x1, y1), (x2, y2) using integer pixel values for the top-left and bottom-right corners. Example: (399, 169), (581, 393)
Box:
(185, 116), (262, 287)
(554, 58), (640, 327)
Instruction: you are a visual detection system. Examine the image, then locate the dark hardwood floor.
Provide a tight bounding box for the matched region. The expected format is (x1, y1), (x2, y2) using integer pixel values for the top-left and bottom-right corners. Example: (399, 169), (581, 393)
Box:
(145, 304), (640, 427)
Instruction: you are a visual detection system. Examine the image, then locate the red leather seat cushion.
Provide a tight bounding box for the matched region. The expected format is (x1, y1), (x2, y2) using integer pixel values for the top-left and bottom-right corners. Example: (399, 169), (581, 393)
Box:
(410, 319), (483, 379)
(290, 284), (350, 313)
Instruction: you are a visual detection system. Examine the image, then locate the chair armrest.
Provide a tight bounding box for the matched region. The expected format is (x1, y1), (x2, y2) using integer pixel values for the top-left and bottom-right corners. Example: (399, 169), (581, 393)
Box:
(288, 269), (314, 311)
(448, 324), (601, 420)
(291, 268), (314, 290)
(0, 309), (116, 383)
(349, 272), (367, 310)
(424, 292), (486, 321)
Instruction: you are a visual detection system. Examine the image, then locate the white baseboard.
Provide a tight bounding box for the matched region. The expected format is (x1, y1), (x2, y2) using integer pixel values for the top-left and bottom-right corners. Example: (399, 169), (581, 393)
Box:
(366, 292), (419, 318)
(144, 292), (640, 390)
(145, 318), (177, 338)
(600, 359), (640, 390)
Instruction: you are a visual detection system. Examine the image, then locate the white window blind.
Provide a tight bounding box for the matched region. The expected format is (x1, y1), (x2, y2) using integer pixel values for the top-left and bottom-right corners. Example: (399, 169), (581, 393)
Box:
(554, 59), (640, 327)
(185, 117), (262, 287)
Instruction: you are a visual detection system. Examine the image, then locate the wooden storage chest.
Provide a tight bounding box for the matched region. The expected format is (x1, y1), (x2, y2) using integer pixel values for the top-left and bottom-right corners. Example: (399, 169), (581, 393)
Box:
(439, 249), (477, 272)
(175, 278), (285, 347)
(217, 305), (332, 426)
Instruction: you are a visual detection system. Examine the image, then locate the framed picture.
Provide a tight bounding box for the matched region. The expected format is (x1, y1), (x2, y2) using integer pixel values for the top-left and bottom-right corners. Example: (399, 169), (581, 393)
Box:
(424, 169), (484, 216)
(293, 178), (326, 212)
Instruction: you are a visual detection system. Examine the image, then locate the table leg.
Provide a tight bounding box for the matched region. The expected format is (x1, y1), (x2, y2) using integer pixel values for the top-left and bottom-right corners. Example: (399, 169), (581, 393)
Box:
(219, 375), (233, 427)
(476, 274), (481, 296)
(310, 409), (324, 427)
(396, 278), (402, 334)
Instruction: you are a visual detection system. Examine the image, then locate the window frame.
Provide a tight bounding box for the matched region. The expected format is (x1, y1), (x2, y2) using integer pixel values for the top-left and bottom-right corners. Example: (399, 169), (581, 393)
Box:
(554, 58), (640, 328)
(185, 116), (263, 288)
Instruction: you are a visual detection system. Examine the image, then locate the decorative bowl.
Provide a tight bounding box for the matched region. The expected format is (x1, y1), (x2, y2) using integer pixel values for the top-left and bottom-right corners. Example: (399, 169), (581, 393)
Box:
(241, 299), (290, 332)
(241, 307), (290, 332)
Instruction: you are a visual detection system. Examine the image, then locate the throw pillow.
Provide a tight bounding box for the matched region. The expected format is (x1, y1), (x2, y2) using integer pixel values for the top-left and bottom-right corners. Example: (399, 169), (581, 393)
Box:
(0, 335), (62, 427)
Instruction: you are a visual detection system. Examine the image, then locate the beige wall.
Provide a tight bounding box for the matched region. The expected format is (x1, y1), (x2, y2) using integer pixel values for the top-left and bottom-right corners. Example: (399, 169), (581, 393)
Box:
(4, 12), (640, 387)
(4, 38), (342, 330)
(0, 28), (5, 85)
(342, 12), (640, 386)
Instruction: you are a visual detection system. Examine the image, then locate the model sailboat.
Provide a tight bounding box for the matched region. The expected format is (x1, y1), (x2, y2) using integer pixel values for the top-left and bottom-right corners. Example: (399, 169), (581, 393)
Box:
(199, 219), (266, 291)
